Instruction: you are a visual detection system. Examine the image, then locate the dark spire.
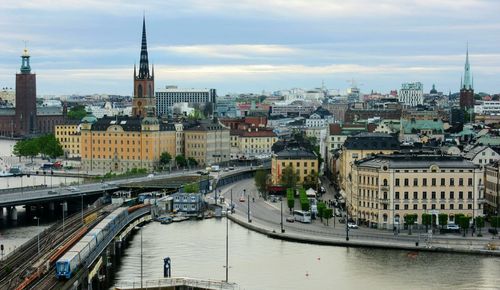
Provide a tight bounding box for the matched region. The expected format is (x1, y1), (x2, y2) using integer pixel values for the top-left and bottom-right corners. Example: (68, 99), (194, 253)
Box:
(138, 15), (150, 79)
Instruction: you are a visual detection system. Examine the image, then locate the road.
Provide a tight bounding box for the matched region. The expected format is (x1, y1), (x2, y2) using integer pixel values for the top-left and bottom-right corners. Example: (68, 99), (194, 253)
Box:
(209, 178), (499, 250)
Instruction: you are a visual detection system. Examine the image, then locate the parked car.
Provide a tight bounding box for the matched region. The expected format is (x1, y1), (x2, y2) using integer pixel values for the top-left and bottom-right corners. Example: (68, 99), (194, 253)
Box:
(286, 216), (295, 223)
(239, 196), (245, 202)
(446, 224), (460, 231)
(228, 166), (235, 170)
(339, 218), (346, 224)
(270, 195), (277, 202)
(348, 222), (358, 229)
(68, 186), (79, 192)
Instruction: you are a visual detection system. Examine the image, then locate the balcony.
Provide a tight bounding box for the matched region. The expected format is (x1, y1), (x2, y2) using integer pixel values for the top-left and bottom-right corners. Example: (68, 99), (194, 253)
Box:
(380, 185), (390, 191)
(379, 198), (390, 204)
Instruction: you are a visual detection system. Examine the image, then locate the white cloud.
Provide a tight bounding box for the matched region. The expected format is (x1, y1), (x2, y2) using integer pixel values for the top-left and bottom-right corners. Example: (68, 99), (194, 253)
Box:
(153, 44), (298, 59)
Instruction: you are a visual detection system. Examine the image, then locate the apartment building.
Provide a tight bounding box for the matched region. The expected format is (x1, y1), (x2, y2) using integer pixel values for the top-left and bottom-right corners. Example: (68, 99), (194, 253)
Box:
(184, 120), (230, 166)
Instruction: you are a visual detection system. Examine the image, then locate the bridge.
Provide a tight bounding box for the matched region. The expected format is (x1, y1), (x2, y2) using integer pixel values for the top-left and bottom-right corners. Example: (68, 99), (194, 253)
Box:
(0, 165), (267, 220)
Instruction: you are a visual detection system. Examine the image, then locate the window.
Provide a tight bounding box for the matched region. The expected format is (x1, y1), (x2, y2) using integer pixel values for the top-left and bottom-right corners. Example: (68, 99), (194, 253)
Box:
(441, 192), (445, 199)
(422, 178), (427, 186)
(431, 204), (436, 209)
(395, 192), (400, 199)
(423, 204), (427, 210)
(404, 204), (409, 210)
(450, 178), (455, 186)
(422, 191), (427, 199)
(413, 192), (418, 199)
(404, 192), (409, 199)
(441, 178), (446, 186)
(450, 204), (454, 210)
(459, 178), (463, 186)
(413, 204), (418, 210)
(395, 204), (400, 210)
(459, 204), (463, 210)
(432, 178), (436, 186)
(450, 191), (454, 199)
(468, 192), (472, 199)
(459, 192), (463, 199)
(395, 179), (400, 186)
(441, 204), (445, 210)
(404, 178), (409, 186)
(383, 179), (388, 186)
(413, 178), (418, 186)
(468, 204), (472, 210)
(431, 192), (436, 199)
(468, 178), (473, 186)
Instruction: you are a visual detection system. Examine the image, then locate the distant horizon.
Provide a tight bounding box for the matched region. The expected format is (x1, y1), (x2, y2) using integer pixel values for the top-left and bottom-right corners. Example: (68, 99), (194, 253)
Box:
(1, 0), (499, 96)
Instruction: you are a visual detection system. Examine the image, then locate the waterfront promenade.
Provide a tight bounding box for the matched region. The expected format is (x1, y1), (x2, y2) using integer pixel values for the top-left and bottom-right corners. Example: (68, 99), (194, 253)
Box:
(215, 178), (500, 256)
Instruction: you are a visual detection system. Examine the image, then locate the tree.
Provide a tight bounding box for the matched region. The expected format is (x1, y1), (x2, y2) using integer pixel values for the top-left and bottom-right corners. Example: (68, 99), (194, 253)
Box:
(475, 216), (485, 237)
(303, 170), (319, 191)
(404, 214), (417, 235)
(422, 213), (432, 233)
(491, 216), (500, 238)
(286, 188), (294, 213)
(281, 165), (298, 189)
(317, 201), (326, 222)
(159, 152), (172, 170)
(298, 188), (310, 211)
(67, 105), (87, 120)
(187, 157), (198, 167)
(323, 208), (333, 226)
(38, 134), (63, 159)
(188, 109), (205, 121)
(24, 139), (40, 162)
(457, 215), (471, 237)
(438, 213), (448, 233)
(12, 140), (25, 161)
(184, 182), (200, 193)
(254, 169), (269, 198)
(175, 155), (187, 167)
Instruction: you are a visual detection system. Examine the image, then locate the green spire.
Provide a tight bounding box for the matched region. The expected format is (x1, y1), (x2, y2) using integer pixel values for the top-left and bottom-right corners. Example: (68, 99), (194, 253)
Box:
(20, 48), (31, 74)
(463, 44), (472, 90)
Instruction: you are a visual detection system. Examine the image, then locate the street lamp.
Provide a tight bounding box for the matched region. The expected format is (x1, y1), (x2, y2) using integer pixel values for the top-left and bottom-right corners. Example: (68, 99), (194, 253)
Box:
(225, 208), (229, 282)
(34, 216), (40, 256)
(280, 196), (285, 233)
(245, 189), (251, 223)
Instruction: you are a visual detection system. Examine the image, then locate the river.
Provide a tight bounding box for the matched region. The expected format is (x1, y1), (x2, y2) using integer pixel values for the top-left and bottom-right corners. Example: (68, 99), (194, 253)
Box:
(112, 219), (500, 290)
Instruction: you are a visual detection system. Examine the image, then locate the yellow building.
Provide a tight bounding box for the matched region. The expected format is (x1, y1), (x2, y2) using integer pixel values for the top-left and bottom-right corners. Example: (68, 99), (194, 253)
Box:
(339, 133), (399, 193)
(230, 127), (277, 160)
(271, 148), (318, 185)
(55, 120), (81, 158)
(484, 161), (499, 216)
(184, 120), (230, 166)
(80, 113), (178, 173)
(351, 154), (484, 229)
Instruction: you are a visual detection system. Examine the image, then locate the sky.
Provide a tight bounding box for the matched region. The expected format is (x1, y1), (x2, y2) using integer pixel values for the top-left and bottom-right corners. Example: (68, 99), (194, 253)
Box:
(0, 0), (499, 96)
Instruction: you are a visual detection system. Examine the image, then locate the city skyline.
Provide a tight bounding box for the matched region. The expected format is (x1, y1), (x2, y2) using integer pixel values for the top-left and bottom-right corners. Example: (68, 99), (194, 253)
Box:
(0, 0), (499, 96)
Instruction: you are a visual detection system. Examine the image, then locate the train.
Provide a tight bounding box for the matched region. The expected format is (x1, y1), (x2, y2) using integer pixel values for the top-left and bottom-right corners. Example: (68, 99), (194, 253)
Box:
(55, 207), (129, 280)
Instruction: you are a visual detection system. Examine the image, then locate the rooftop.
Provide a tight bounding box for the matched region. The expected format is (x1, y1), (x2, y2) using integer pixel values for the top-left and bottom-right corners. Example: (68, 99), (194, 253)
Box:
(344, 133), (400, 150)
(274, 148), (317, 160)
(356, 154), (478, 169)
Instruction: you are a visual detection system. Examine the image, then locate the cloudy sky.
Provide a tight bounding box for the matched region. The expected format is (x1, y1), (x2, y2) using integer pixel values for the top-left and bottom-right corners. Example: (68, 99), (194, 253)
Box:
(0, 0), (499, 96)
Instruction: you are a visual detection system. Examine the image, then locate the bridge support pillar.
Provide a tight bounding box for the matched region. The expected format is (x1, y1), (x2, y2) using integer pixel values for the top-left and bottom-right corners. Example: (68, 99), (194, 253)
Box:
(9, 207), (17, 221)
(49, 202), (55, 211)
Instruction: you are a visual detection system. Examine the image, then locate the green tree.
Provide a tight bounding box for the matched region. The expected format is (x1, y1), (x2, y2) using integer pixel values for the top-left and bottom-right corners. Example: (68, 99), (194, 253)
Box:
(323, 208), (333, 226)
(317, 201), (326, 222)
(457, 216), (471, 237)
(303, 170), (319, 191)
(254, 169), (269, 198)
(404, 214), (417, 235)
(184, 182), (200, 193)
(286, 188), (295, 213)
(24, 138), (40, 162)
(159, 152), (172, 170)
(175, 155), (187, 167)
(491, 216), (500, 237)
(438, 213), (448, 233)
(475, 216), (485, 237)
(67, 105), (87, 120)
(281, 165), (298, 189)
(12, 140), (25, 161)
(422, 213), (432, 233)
(38, 134), (63, 159)
(187, 157), (198, 167)
(298, 188), (310, 211)
(188, 109), (205, 121)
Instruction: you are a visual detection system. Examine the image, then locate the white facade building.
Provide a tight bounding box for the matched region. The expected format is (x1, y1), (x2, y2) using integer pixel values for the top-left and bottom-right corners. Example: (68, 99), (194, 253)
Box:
(155, 86), (216, 117)
(399, 82), (424, 107)
(474, 101), (500, 115)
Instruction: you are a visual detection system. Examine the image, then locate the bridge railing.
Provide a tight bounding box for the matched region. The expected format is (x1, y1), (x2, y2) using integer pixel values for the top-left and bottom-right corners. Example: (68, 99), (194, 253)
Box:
(114, 277), (238, 290)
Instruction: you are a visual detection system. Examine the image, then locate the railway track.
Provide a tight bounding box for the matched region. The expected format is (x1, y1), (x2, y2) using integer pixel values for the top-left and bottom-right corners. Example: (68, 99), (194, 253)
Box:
(0, 206), (106, 290)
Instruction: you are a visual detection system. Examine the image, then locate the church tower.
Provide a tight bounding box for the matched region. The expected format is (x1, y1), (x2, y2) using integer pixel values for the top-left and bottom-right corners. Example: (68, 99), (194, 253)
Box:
(132, 16), (155, 118)
(459, 45), (474, 109)
(15, 48), (37, 136)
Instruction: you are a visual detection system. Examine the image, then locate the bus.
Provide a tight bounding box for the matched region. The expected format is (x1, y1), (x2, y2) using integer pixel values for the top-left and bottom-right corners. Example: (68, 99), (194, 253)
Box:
(293, 210), (311, 223)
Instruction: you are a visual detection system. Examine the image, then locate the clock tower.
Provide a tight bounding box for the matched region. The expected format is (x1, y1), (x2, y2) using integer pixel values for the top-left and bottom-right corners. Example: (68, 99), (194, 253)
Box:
(132, 16), (155, 118)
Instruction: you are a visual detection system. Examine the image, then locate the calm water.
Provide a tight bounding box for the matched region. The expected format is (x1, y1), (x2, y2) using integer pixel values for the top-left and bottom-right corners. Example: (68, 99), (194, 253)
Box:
(113, 219), (500, 290)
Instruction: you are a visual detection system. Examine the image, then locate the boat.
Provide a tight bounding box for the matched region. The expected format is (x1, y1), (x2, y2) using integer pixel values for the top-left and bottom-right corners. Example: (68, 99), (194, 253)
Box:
(172, 216), (189, 222)
(204, 211), (214, 219)
(0, 171), (13, 177)
(160, 217), (173, 224)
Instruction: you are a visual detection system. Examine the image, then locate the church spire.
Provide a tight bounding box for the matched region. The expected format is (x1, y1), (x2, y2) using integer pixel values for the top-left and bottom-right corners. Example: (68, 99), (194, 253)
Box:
(463, 43), (472, 90)
(138, 15), (151, 79)
(20, 48), (31, 74)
